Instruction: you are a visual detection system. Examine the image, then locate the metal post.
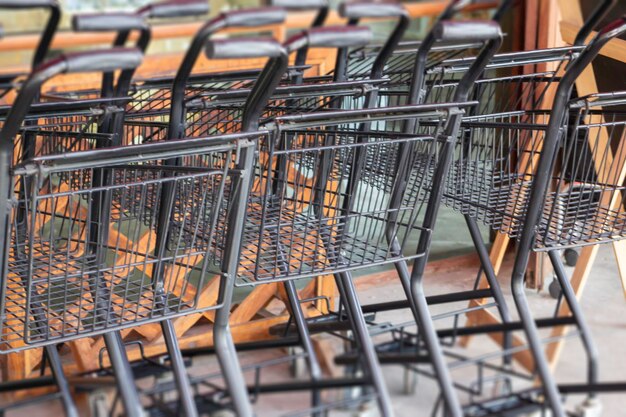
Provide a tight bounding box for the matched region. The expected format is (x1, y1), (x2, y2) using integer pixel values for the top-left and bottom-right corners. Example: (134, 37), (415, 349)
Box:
(103, 332), (145, 417)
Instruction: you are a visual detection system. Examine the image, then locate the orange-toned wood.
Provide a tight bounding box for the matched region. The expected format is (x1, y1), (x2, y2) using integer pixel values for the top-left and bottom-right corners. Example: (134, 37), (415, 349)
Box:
(560, 21), (626, 63)
(229, 283), (279, 325)
(0, 1), (498, 58)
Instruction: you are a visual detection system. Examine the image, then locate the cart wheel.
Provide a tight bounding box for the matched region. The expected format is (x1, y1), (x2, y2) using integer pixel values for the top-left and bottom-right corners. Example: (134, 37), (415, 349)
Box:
(564, 248), (579, 267)
(288, 347), (306, 378)
(211, 410), (237, 417)
(549, 279), (563, 299)
(403, 366), (417, 395)
(89, 390), (109, 417)
(574, 397), (603, 417)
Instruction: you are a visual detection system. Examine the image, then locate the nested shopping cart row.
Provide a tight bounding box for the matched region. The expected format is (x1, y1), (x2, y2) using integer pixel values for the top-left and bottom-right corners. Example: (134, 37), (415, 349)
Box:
(1, 1), (626, 417)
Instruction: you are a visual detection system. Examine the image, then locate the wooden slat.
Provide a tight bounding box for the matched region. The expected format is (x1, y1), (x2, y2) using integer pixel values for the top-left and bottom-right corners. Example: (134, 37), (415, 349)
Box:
(229, 283), (278, 325)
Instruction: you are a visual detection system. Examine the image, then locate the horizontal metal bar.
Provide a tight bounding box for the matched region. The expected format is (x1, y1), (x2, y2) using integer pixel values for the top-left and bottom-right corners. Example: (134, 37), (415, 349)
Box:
(361, 288), (494, 314)
(334, 351), (430, 365)
(247, 377), (370, 394)
(436, 316), (578, 338)
(558, 382), (626, 394)
(181, 336), (301, 357)
(0, 375), (55, 393)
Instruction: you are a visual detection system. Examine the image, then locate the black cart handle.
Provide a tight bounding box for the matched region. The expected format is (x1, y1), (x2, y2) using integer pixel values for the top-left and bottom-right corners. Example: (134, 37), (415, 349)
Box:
(574, 0), (618, 46)
(178, 7), (286, 71)
(270, 0), (328, 28)
(272, 0), (329, 76)
(72, 12), (149, 96)
(138, 0), (209, 19)
(206, 37), (286, 59)
(1, 48), (143, 142)
(408, 18), (503, 105)
(513, 16), (626, 278)
(285, 26), (372, 52)
(549, 16), (626, 136)
(336, 1), (409, 81)
(167, 7), (287, 139)
(433, 20), (502, 43)
(205, 38), (288, 132)
(439, 0), (615, 45)
(0, 0), (60, 69)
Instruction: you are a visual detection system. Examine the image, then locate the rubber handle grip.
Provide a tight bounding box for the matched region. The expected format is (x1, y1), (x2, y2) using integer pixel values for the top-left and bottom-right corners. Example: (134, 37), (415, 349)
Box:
(339, 1), (406, 19)
(287, 25), (372, 52)
(433, 20), (502, 43)
(138, 0), (209, 18)
(221, 7), (286, 28)
(206, 37), (286, 59)
(0, 0), (58, 8)
(72, 13), (147, 32)
(62, 48), (143, 73)
(270, 0), (326, 11)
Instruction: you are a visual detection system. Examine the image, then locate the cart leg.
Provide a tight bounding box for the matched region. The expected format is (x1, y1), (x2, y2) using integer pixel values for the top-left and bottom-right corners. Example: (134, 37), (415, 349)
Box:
(410, 257), (463, 417)
(548, 250), (598, 399)
(283, 280), (323, 417)
(103, 331), (145, 417)
(335, 271), (394, 417)
(465, 215), (513, 365)
(161, 319), (199, 417)
(511, 261), (566, 417)
(45, 345), (79, 417)
(214, 284), (254, 417)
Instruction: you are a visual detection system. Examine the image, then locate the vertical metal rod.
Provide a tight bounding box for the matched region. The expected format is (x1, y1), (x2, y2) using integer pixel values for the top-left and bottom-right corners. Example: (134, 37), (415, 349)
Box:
(464, 215), (513, 365)
(283, 280), (323, 417)
(548, 250), (598, 399)
(410, 255), (463, 417)
(214, 281), (254, 417)
(335, 272), (394, 417)
(505, 19), (626, 417)
(510, 270), (565, 416)
(214, 145), (256, 417)
(160, 320), (199, 417)
(44, 346), (79, 417)
(409, 130), (466, 417)
(103, 332), (145, 417)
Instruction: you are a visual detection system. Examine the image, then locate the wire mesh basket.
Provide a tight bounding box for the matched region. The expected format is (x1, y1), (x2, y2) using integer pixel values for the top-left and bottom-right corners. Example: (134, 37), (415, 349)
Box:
(234, 107), (455, 285)
(443, 94), (626, 250)
(0, 134), (254, 352)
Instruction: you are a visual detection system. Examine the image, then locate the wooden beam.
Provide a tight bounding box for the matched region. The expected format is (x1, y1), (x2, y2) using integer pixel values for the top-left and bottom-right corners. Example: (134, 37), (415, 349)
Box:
(560, 21), (626, 63)
(544, 0), (626, 370)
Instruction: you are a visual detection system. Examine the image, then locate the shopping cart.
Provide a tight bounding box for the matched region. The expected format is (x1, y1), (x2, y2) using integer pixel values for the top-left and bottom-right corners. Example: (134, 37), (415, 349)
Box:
(110, 8), (408, 413)
(148, 18), (500, 416)
(0, 47), (149, 416)
(452, 18), (626, 417)
(0, 34), (295, 417)
(327, 0), (617, 399)
(335, 11), (626, 417)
